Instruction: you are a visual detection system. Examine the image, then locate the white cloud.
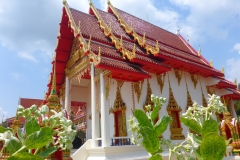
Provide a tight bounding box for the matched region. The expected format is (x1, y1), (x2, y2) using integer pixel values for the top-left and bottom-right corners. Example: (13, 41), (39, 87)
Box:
(226, 58), (240, 82)
(99, 0), (240, 46)
(9, 72), (20, 79)
(233, 43), (240, 54)
(18, 52), (38, 62)
(0, 0), (89, 62)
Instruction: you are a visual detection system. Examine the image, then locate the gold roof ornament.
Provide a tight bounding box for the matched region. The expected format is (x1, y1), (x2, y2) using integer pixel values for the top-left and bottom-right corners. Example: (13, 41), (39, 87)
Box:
(234, 78), (237, 86)
(62, 0), (67, 5)
(221, 66), (225, 76)
(198, 45), (201, 56)
(209, 59), (213, 67)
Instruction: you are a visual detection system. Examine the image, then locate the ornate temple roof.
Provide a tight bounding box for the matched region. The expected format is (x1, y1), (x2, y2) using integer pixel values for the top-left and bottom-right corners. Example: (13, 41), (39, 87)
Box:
(45, 0), (238, 99)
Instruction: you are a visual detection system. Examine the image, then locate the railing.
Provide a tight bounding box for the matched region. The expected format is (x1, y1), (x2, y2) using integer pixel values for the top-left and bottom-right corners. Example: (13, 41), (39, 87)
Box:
(96, 137), (134, 147)
(111, 137), (134, 146)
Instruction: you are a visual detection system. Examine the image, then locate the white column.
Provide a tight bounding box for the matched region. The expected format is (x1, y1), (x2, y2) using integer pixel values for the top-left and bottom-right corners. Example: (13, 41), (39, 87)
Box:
(100, 73), (110, 147)
(91, 63), (97, 147)
(60, 97), (63, 109)
(65, 76), (70, 113)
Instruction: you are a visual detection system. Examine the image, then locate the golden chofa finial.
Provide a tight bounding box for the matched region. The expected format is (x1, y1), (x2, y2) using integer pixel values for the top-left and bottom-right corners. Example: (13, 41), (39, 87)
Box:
(62, 0), (67, 5)
(198, 45), (201, 56)
(107, 0), (111, 5)
(234, 78), (237, 86)
(221, 66), (225, 75)
(209, 59), (213, 67)
(88, 0), (92, 5)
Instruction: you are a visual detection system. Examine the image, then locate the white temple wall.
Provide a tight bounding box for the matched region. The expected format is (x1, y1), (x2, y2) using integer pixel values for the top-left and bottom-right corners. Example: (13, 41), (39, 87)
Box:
(104, 69), (235, 140)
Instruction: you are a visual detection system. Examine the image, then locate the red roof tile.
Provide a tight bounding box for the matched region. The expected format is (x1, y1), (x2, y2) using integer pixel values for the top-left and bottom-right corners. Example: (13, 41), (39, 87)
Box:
(115, 8), (192, 53)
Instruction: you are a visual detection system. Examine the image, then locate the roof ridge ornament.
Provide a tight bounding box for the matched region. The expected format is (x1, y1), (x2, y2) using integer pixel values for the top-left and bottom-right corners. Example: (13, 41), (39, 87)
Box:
(90, 1), (136, 60)
(234, 78), (237, 86)
(198, 45), (201, 56)
(221, 66), (225, 76)
(108, 2), (159, 55)
(62, 0), (67, 5)
(209, 59), (213, 67)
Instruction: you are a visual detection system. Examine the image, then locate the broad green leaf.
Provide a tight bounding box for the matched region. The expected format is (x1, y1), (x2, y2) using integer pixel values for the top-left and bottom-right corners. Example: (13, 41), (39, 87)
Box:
(202, 119), (218, 138)
(8, 152), (43, 160)
(38, 147), (58, 158)
(151, 106), (160, 122)
(25, 118), (40, 136)
(200, 133), (226, 160)
(139, 126), (159, 155)
(0, 126), (13, 133)
(17, 128), (25, 145)
(154, 115), (172, 136)
(25, 127), (53, 149)
(193, 134), (202, 145)
(5, 139), (22, 154)
(180, 117), (201, 134)
(149, 154), (162, 160)
(134, 109), (153, 129)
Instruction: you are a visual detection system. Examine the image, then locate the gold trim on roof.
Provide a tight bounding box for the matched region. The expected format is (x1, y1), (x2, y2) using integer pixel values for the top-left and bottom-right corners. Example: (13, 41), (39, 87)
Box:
(234, 78), (237, 87)
(89, 2), (136, 60)
(156, 73), (166, 94)
(107, 1), (160, 55)
(63, 1), (101, 66)
(221, 66), (225, 76)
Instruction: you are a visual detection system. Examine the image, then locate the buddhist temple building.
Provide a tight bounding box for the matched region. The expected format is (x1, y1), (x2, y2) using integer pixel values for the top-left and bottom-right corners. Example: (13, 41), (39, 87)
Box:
(43, 0), (240, 159)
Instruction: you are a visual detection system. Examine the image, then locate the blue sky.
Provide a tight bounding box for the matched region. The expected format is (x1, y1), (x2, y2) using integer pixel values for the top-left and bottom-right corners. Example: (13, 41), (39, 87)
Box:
(0, 0), (239, 119)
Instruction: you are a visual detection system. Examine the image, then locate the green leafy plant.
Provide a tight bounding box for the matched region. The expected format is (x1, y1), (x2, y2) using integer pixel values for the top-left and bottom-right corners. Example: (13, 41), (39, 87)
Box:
(161, 94), (228, 160)
(0, 104), (76, 160)
(128, 94), (172, 160)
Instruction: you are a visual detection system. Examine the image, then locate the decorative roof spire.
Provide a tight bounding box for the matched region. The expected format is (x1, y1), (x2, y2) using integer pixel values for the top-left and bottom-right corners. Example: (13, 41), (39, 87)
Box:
(209, 59), (213, 67)
(51, 60), (57, 95)
(47, 60), (61, 116)
(198, 45), (201, 56)
(234, 78), (237, 86)
(221, 66), (225, 76)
